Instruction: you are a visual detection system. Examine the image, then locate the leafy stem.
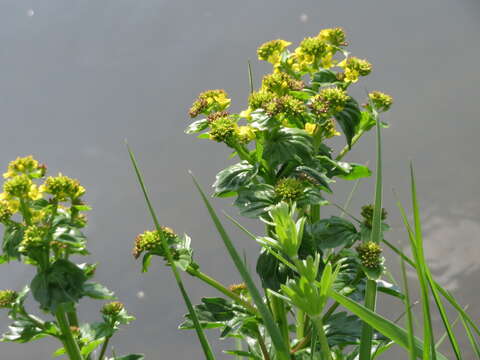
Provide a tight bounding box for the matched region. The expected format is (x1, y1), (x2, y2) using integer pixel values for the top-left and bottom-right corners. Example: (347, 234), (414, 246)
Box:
(55, 305), (83, 360)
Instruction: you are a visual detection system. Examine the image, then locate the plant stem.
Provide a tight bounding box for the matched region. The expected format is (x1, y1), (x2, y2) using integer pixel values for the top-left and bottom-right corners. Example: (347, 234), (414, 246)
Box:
(187, 266), (258, 314)
(55, 305), (83, 360)
(98, 336), (111, 360)
(335, 129), (365, 161)
(359, 279), (377, 360)
(312, 316), (331, 360)
(296, 309), (305, 340)
(270, 294), (290, 350)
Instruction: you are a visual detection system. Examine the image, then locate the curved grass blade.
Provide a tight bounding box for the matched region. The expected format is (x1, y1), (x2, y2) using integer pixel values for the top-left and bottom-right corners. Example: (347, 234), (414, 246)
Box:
(400, 254), (416, 360)
(127, 145), (216, 360)
(330, 290), (449, 360)
(460, 310), (480, 358)
(191, 173), (290, 360)
(248, 60), (254, 94)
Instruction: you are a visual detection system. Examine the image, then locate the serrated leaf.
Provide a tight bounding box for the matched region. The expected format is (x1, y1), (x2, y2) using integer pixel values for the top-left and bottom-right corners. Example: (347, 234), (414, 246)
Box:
(335, 98), (361, 148)
(82, 282), (116, 300)
(234, 184), (276, 219)
(263, 128), (313, 167)
(213, 162), (258, 196)
(185, 119), (209, 134)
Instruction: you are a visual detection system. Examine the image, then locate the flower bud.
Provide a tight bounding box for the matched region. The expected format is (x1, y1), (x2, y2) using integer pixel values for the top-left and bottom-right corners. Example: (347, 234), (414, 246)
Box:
(0, 290), (18, 308)
(3, 175), (34, 198)
(228, 283), (248, 294)
(310, 88), (349, 117)
(132, 227), (177, 259)
(265, 95), (305, 118)
(261, 72), (303, 95)
(40, 174), (85, 201)
(356, 241), (382, 269)
(368, 91), (393, 112)
(19, 225), (48, 254)
(295, 37), (328, 65)
(101, 301), (124, 316)
(340, 57), (372, 83)
(0, 200), (14, 223)
(208, 116), (238, 144)
(248, 91), (275, 111)
(360, 204), (388, 229)
(275, 178), (305, 201)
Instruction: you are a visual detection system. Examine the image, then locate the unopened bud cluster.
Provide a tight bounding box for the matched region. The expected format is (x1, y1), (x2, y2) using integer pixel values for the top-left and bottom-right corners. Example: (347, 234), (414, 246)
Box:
(361, 204), (388, 229)
(275, 178), (305, 201)
(356, 241), (382, 269)
(0, 290), (18, 308)
(101, 301), (124, 316)
(132, 227), (177, 259)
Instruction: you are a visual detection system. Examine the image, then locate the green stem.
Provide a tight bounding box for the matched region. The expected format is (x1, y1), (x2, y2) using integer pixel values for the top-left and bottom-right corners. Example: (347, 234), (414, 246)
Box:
(187, 266), (258, 314)
(19, 199), (32, 226)
(270, 294), (290, 350)
(312, 316), (332, 360)
(98, 336), (111, 360)
(55, 305), (83, 360)
(335, 129), (365, 161)
(310, 204), (320, 223)
(296, 309), (305, 340)
(67, 309), (79, 327)
(359, 279), (377, 360)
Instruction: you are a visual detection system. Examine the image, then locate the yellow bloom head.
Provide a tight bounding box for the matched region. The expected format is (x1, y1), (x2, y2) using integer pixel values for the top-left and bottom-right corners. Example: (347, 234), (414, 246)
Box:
(257, 39), (291, 65)
(368, 91), (393, 112)
(310, 88), (349, 117)
(189, 89), (231, 118)
(340, 57), (372, 83)
(261, 72), (303, 95)
(3, 156), (45, 179)
(40, 174), (85, 201)
(236, 126), (256, 144)
(318, 28), (347, 47)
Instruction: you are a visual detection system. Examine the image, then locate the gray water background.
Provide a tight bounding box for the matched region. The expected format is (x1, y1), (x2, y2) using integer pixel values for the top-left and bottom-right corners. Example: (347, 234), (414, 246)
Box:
(0, 0), (479, 358)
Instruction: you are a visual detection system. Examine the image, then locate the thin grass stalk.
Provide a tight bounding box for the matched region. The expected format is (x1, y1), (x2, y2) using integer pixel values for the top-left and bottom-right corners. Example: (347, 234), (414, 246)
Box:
(359, 108), (382, 360)
(127, 145), (216, 360)
(190, 174), (291, 360)
(400, 255), (416, 360)
(460, 312), (480, 358)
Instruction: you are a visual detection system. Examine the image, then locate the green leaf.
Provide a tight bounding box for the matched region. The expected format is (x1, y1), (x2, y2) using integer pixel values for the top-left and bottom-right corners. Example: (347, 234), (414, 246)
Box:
(263, 128), (313, 167)
(31, 259), (87, 311)
(113, 355), (145, 360)
(185, 119), (209, 134)
(80, 338), (105, 357)
(234, 184), (276, 219)
(325, 312), (363, 346)
(250, 109), (275, 131)
(82, 282), (116, 300)
(289, 90), (312, 101)
(256, 250), (292, 291)
(2, 225), (23, 261)
(330, 290), (449, 360)
(1, 320), (48, 343)
(309, 69), (339, 91)
(213, 162), (258, 197)
(334, 98), (361, 148)
(191, 174), (291, 360)
(293, 165), (332, 193)
(305, 216), (360, 250)
(376, 280), (404, 300)
(338, 163), (372, 180)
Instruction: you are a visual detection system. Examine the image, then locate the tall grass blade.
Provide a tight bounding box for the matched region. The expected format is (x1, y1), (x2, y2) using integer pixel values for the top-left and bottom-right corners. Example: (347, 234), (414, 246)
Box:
(409, 165), (462, 359)
(330, 290), (449, 360)
(191, 174), (290, 360)
(248, 61), (254, 94)
(400, 254), (416, 360)
(460, 310), (480, 358)
(384, 238), (480, 352)
(359, 105), (382, 360)
(436, 312), (461, 349)
(127, 145), (216, 360)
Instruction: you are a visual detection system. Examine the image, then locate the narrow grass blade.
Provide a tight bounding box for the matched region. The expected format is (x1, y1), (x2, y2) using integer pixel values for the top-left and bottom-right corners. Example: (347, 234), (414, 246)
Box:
(460, 310), (480, 358)
(409, 165), (462, 359)
(330, 290), (449, 360)
(339, 178), (361, 218)
(191, 174), (290, 360)
(359, 105), (382, 360)
(395, 193), (435, 360)
(436, 312), (461, 349)
(384, 238), (480, 348)
(248, 60), (254, 94)
(400, 254), (416, 360)
(127, 145), (216, 360)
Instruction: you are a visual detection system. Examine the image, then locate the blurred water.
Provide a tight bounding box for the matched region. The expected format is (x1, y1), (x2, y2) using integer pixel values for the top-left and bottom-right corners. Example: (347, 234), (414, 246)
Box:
(0, 0), (479, 358)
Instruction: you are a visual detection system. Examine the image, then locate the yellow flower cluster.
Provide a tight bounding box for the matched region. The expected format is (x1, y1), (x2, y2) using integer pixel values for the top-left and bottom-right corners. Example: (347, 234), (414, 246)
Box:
(257, 39), (291, 65)
(40, 174), (85, 201)
(339, 57), (372, 83)
(261, 72), (304, 95)
(0, 290), (17, 308)
(368, 91), (393, 112)
(19, 225), (48, 254)
(310, 87), (349, 117)
(2, 174), (41, 201)
(3, 156), (45, 179)
(101, 301), (124, 316)
(189, 89), (231, 118)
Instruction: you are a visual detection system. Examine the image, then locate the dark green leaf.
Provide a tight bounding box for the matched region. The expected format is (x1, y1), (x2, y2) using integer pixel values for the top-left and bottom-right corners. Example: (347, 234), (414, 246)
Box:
(305, 216), (360, 250)
(263, 128), (313, 167)
(213, 161), (258, 197)
(2, 225), (23, 261)
(234, 184), (276, 219)
(250, 109), (275, 131)
(335, 98), (361, 148)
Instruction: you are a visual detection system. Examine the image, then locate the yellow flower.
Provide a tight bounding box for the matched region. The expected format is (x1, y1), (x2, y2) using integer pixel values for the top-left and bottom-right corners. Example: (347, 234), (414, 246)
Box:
(368, 91), (393, 112)
(3, 156), (45, 179)
(261, 72), (303, 95)
(189, 89), (231, 117)
(40, 174), (85, 201)
(304, 122), (318, 135)
(310, 88), (349, 117)
(257, 39), (291, 65)
(236, 126), (256, 144)
(339, 57), (372, 83)
(318, 28), (347, 46)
